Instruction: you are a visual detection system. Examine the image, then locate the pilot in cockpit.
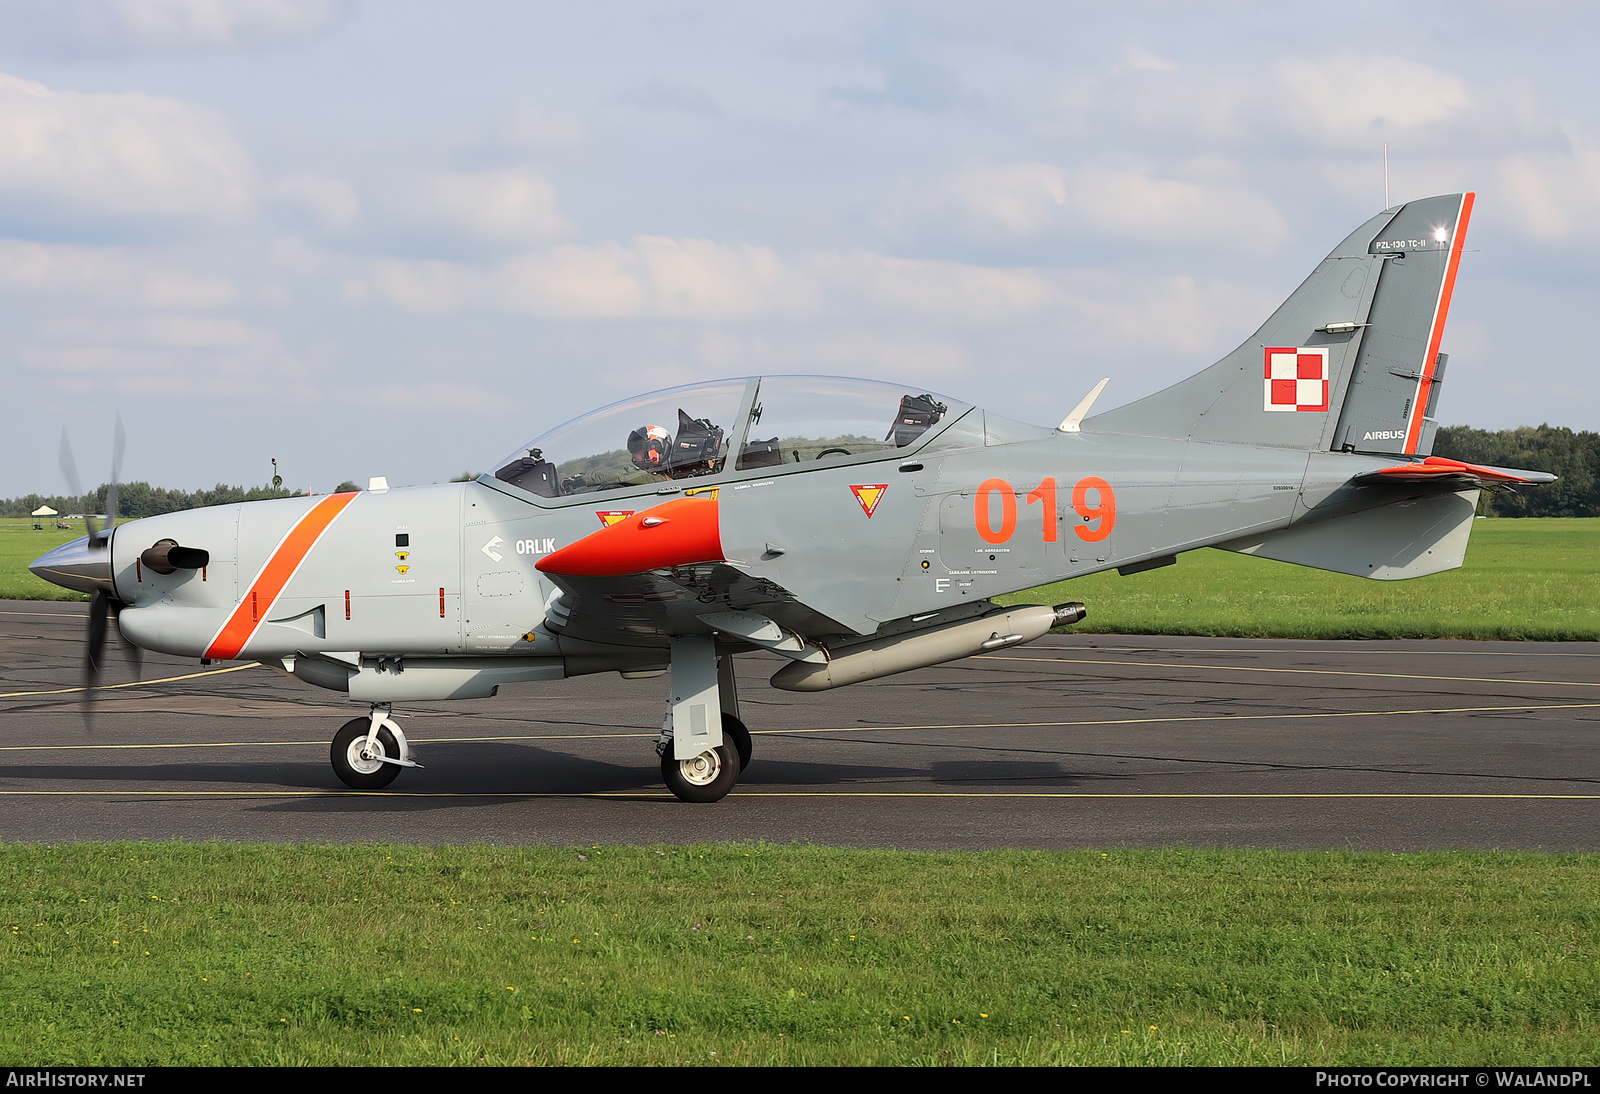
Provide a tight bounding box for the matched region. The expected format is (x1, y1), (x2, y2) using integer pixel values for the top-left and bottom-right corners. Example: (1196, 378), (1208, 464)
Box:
(627, 423), (672, 474)
(628, 410), (725, 481)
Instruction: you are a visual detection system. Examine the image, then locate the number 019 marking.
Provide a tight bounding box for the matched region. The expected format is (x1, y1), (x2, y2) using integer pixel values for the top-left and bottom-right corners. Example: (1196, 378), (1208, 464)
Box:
(973, 476), (1116, 544)
(1070, 476), (1115, 543)
(974, 479), (1016, 544)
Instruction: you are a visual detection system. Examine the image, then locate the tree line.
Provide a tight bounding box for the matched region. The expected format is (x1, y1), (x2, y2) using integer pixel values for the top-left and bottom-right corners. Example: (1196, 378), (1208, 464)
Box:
(1434, 425), (1599, 517)
(0, 481), (359, 520)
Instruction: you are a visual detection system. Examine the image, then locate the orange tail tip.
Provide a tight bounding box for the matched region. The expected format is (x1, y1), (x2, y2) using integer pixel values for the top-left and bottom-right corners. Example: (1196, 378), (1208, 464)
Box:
(535, 496), (724, 577)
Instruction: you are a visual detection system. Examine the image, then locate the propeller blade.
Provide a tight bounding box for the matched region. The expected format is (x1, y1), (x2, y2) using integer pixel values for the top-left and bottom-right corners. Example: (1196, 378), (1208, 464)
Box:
(58, 429), (82, 496)
(85, 589), (109, 727)
(111, 603), (142, 682)
(59, 430), (98, 543)
(106, 414), (125, 535)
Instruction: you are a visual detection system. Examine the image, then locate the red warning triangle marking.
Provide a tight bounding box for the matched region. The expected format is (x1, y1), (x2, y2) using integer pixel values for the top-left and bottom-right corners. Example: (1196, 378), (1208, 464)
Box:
(596, 510), (635, 528)
(849, 484), (888, 518)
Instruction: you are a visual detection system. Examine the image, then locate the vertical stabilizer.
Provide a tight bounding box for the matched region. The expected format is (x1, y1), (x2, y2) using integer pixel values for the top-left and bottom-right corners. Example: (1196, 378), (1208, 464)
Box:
(1330, 192), (1473, 456)
(1085, 193), (1474, 457)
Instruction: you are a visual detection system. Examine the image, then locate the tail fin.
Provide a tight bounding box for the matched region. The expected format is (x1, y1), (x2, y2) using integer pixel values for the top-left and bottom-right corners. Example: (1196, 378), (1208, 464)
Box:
(1087, 193), (1474, 457)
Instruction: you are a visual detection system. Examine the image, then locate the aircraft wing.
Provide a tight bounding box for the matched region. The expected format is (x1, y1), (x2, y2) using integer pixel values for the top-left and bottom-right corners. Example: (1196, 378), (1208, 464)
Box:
(531, 498), (851, 647)
(537, 560), (846, 649)
(1354, 456), (1557, 488)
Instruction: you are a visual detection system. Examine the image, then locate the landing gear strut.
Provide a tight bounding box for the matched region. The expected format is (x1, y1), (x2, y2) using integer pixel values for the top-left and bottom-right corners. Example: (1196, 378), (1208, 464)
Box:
(656, 639), (750, 803)
(330, 704), (420, 790)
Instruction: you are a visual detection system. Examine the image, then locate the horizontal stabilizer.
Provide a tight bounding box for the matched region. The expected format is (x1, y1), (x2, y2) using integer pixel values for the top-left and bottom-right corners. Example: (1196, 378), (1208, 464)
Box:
(1218, 489), (1478, 581)
(1355, 455), (1556, 487)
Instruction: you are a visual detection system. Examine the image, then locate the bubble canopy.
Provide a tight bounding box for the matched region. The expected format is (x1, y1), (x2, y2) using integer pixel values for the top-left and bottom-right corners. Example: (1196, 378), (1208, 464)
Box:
(486, 376), (972, 502)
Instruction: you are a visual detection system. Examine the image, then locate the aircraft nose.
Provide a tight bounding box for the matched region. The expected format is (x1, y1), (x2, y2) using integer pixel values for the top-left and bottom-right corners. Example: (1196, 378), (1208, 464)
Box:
(29, 534), (113, 596)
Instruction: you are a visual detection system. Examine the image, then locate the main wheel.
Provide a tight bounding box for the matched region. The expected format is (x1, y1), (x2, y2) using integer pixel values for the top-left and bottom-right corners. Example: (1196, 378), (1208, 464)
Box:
(661, 741), (740, 803)
(722, 712), (752, 773)
(331, 717), (402, 790)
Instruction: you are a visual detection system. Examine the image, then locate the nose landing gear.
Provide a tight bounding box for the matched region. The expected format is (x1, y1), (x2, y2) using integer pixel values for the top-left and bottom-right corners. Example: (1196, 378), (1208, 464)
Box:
(330, 703), (421, 790)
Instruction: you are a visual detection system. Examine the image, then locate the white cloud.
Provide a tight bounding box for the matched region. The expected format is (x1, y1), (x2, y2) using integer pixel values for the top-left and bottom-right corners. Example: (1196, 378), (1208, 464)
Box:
(1047, 65), (1255, 144)
(813, 251), (1053, 322)
(355, 236), (1062, 324)
(1049, 52), (1474, 154)
(946, 161), (1067, 234)
(501, 236), (801, 320)
(412, 168), (573, 247)
(0, 0), (349, 56)
(363, 258), (476, 314)
(0, 73), (256, 227)
(1274, 55), (1469, 145)
(935, 160), (1287, 249)
(0, 239), (234, 308)
(105, 0), (343, 49)
(1116, 45), (1178, 74)
(709, 329), (973, 382)
(17, 313), (295, 398)
(501, 105), (587, 151)
(1056, 271), (1274, 358)
(361, 236), (801, 321)
(1496, 134), (1600, 241)
(33, 313), (278, 353)
(1064, 166), (1288, 248)
(276, 174), (357, 231)
(375, 382), (499, 413)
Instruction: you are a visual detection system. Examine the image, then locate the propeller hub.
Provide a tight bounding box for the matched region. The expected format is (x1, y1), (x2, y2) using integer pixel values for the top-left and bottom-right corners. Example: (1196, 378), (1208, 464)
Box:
(29, 534), (114, 596)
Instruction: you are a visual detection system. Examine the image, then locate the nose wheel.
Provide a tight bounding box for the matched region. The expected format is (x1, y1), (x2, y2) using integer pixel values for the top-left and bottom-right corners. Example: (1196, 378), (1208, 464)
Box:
(330, 706), (419, 789)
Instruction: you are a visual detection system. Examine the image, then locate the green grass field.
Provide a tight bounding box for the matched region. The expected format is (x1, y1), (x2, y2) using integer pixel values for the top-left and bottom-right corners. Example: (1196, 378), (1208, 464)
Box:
(5, 515), (1598, 639)
(0, 517), (92, 601)
(1, 843), (1596, 1066)
(1007, 517), (1600, 640)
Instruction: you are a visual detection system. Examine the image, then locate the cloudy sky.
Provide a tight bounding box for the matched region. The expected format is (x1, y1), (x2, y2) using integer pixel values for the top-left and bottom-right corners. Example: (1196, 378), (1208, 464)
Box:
(1, 0), (1596, 496)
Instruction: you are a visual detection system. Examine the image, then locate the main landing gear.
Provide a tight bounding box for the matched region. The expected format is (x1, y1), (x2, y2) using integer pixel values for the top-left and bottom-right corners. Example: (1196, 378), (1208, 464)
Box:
(330, 703), (422, 790)
(655, 638), (751, 803)
(658, 712), (751, 803)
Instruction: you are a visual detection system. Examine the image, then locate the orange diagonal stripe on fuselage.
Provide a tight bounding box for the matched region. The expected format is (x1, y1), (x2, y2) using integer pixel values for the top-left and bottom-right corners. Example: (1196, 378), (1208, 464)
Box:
(204, 492), (359, 660)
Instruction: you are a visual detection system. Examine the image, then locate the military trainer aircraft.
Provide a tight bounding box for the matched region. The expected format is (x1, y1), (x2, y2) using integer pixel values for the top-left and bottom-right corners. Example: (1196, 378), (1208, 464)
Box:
(30, 191), (1555, 802)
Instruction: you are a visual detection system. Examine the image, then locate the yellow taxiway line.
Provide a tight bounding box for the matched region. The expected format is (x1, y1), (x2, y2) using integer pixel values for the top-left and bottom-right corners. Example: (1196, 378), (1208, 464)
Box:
(0, 663), (261, 699)
(0, 700), (1595, 753)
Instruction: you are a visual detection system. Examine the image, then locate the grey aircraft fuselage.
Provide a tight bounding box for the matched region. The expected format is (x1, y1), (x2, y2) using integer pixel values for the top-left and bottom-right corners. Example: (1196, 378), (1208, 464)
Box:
(28, 191), (1555, 802)
(90, 426), (1437, 667)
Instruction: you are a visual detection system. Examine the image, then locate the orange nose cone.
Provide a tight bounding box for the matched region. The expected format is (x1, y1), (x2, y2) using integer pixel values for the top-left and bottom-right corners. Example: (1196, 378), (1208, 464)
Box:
(535, 496), (724, 577)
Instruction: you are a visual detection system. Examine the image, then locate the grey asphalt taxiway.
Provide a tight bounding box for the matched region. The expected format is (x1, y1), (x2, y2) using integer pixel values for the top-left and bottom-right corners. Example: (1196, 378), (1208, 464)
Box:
(1, 599), (1596, 850)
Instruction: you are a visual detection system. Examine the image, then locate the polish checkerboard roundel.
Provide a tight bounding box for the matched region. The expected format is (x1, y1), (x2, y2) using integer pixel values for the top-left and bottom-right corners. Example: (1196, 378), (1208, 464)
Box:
(1263, 347), (1328, 412)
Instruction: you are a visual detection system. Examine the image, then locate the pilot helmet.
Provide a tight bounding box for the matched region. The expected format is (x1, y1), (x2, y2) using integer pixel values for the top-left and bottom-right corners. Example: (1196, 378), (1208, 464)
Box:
(627, 424), (672, 471)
